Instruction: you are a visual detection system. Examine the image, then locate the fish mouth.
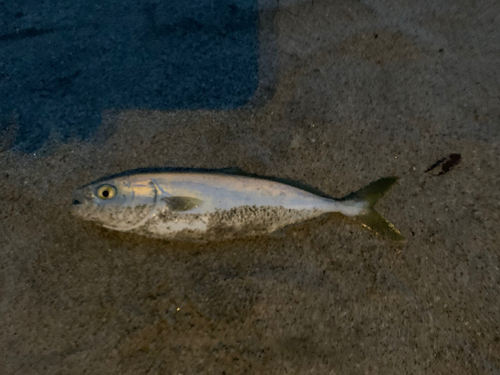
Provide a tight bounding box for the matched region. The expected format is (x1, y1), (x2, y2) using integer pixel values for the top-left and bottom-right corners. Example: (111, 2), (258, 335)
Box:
(71, 188), (92, 211)
(70, 198), (86, 215)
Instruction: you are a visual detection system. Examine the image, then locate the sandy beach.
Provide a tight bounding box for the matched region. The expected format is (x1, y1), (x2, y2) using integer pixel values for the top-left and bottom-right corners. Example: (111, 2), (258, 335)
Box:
(2, 0), (500, 373)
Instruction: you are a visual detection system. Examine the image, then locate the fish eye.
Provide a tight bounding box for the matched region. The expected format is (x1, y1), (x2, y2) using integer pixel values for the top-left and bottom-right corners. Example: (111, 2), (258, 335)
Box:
(97, 185), (116, 200)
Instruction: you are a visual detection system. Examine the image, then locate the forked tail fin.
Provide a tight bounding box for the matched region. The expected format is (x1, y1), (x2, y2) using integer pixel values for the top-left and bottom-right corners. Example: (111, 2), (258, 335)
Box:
(342, 177), (405, 242)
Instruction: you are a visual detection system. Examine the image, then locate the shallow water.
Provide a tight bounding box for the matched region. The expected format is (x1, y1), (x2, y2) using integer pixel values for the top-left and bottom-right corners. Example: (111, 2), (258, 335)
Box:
(2, 0), (500, 374)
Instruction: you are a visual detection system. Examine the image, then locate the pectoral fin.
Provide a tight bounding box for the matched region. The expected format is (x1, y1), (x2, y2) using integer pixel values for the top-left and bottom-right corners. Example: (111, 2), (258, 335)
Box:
(162, 196), (203, 211)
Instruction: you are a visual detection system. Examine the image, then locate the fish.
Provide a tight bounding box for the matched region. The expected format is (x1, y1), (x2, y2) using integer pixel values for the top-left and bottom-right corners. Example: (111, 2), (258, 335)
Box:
(71, 168), (404, 242)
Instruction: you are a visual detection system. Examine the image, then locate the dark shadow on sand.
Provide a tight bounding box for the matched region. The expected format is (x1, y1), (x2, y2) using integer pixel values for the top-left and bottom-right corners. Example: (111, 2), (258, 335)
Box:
(0, 0), (261, 152)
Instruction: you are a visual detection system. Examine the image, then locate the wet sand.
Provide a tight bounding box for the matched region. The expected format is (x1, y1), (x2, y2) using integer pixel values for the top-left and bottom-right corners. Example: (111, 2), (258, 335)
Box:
(2, 0), (500, 373)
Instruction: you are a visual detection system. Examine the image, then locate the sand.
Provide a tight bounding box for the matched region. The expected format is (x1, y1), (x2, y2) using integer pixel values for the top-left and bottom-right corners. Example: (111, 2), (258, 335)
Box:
(2, 0), (500, 373)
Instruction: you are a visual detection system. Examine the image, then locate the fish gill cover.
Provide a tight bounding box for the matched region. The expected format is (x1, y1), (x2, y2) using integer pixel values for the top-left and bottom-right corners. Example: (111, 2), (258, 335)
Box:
(0, 0), (259, 153)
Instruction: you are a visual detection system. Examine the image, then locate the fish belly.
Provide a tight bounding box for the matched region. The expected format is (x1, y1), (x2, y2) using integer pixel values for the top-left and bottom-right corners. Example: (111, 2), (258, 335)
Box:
(130, 205), (324, 241)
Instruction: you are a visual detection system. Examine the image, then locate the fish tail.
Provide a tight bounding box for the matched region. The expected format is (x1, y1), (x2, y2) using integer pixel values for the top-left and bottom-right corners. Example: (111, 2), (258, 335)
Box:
(342, 177), (405, 242)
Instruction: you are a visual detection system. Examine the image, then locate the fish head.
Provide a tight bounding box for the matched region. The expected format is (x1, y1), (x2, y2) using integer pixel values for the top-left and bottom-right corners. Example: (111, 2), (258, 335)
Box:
(71, 175), (158, 229)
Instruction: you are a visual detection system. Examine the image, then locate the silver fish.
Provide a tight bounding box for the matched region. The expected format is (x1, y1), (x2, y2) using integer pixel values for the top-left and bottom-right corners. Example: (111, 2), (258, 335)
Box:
(71, 169), (404, 241)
